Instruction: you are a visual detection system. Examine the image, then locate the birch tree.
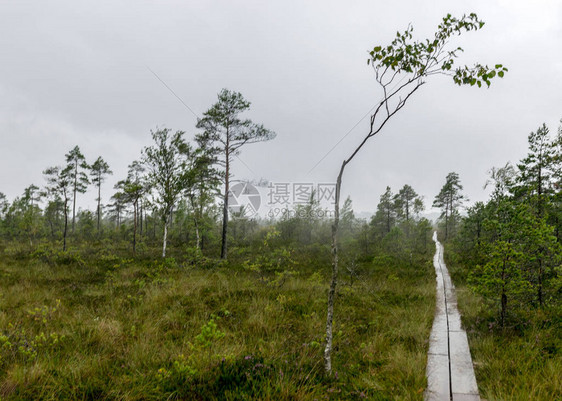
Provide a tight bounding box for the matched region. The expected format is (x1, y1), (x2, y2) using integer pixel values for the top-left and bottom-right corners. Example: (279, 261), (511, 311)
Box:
(323, 13), (507, 373)
(142, 128), (189, 258)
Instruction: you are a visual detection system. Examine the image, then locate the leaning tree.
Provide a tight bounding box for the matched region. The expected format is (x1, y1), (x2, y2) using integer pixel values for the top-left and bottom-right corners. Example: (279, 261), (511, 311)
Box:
(323, 13), (507, 373)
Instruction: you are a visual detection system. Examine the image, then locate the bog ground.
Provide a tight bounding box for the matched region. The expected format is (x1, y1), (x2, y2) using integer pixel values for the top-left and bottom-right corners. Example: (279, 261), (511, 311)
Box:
(0, 243), (435, 400)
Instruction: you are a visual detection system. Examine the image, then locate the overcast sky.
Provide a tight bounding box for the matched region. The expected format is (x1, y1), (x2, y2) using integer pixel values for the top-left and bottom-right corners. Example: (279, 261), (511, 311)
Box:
(1, 0), (561, 215)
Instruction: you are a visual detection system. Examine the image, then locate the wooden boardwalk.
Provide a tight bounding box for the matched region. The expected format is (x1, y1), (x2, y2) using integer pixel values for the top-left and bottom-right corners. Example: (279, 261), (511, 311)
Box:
(425, 232), (480, 401)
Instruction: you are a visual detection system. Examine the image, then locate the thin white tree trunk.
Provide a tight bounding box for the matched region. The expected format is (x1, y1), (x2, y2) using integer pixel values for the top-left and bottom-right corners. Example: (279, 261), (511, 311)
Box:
(162, 222), (168, 258)
(194, 218), (201, 249)
(324, 161), (344, 373)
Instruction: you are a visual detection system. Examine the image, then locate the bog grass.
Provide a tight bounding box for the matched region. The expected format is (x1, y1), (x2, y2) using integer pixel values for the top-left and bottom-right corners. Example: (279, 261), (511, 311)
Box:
(0, 243), (435, 400)
(448, 258), (562, 401)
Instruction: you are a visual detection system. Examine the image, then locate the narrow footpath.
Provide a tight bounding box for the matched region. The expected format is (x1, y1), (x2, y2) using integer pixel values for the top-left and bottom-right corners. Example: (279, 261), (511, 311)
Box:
(425, 232), (480, 401)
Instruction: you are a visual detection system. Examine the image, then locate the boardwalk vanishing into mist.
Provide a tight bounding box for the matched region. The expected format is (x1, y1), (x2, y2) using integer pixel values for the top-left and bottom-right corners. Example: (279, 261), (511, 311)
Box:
(425, 232), (480, 401)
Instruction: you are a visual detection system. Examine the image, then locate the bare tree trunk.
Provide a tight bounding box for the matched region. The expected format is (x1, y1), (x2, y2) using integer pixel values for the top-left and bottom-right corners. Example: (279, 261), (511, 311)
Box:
(97, 181), (101, 234)
(139, 200), (143, 237)
(72, 161), (77, 233)
(133, 200), (138, 255)
(324, 161), (345, 373)
(194, 217), (201, 249)
(221, 144), (230, 259)
(322, 74), (422, 374)
(162, 218), (168, 258)
(220, 186), (228, 259)
(444, 209), (449, 241)
(63, 197), (68, 252)
(538, 259), (543, 306)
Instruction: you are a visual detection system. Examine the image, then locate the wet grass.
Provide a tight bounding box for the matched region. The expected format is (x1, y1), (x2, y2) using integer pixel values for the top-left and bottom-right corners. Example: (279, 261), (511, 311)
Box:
(0, 244), (435, 400)
(448, 255), (562, 400)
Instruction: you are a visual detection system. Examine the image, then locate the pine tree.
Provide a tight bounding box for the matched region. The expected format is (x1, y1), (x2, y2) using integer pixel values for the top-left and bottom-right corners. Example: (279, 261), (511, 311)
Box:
(89, 156), (113, 234)
(394, 184), (420, 223)
(514, 124), (554, 217)
(433, 172), (466, 241)
(196, 89), (275, 259)
(65, 146), (89, 233)
(43, 165), (73, 251)
(371, 186), (396, 237)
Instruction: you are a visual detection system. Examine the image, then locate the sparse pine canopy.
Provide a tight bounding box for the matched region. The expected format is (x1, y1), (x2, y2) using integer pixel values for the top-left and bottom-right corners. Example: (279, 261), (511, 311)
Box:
(394, 184), (422, 223)
(117, 160), (147, 254)
(433, 172), (466, 241)
(514, 124), (555, 216)
(196, 89), (276, 157)
(89, 157), (112, 189)
(196, 89), (276, 260)
(0, 192), (7, 218)
(374, 186), (397, 235)
(89, 156), (113, 232)
(43, 165), (74, 250)
(65, 145), (89, 233)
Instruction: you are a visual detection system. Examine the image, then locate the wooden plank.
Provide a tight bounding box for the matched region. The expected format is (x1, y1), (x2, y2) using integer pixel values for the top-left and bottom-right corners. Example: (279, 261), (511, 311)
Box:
(449, 329), (479, 396)
(426, 233), (480, 401)
(425, 353), (450, 400)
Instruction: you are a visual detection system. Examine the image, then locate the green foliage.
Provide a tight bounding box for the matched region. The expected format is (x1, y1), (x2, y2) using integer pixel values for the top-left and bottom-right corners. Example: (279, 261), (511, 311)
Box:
(0, 240), (434, 399)
(453, 285), (561, 399)
(30, 243), (85, 267)
(433, 172), (465, 241)
(196, 88), (276, 259)
(143, 129), (190, 223)
(195, 316), (226, 348)
(368, 13), (506, 87)
(243, 229), (297, 286)
(469, 240), (529, 325)
(455, 120), (562, 327)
